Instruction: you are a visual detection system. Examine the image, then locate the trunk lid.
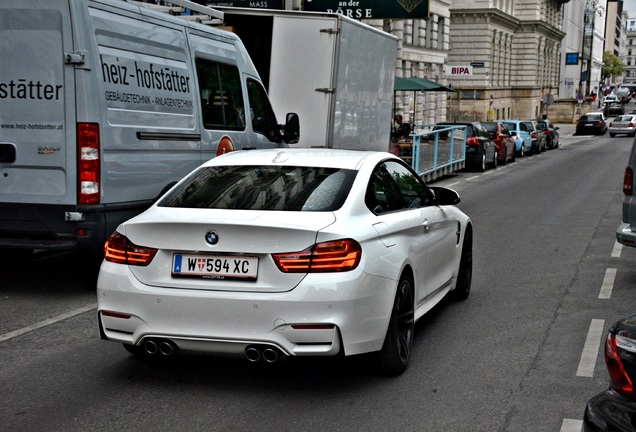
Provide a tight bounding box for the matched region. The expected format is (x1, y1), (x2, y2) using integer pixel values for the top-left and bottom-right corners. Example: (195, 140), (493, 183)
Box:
(125, 207), (337, 293)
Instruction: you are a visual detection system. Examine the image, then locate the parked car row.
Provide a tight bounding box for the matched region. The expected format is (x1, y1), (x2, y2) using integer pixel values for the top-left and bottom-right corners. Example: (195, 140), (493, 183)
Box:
(432, 119), (561, 172)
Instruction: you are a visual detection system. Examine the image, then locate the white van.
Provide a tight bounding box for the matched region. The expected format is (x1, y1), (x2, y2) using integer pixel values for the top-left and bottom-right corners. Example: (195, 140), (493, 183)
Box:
(0, 0), (299, 254)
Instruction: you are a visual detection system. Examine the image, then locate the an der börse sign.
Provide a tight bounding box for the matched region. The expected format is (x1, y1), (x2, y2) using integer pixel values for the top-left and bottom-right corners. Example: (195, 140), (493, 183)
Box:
(444, 66), (473, 76)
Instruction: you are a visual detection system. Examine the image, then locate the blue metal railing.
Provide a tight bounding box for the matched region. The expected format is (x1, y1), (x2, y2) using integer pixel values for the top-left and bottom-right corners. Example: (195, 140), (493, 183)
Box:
(396, 125), (467, 181)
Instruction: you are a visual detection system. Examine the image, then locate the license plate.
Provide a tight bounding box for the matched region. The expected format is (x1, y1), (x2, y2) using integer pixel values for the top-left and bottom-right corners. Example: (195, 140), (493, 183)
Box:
(172, 254), (258, 280)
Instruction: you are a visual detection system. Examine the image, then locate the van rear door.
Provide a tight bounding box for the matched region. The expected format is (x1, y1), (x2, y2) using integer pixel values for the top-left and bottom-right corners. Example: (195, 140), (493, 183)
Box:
(0, 0), (76, 207)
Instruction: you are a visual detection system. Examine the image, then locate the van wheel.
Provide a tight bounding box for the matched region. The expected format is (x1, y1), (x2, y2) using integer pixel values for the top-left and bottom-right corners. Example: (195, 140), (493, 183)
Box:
(369, 274), (414, 375)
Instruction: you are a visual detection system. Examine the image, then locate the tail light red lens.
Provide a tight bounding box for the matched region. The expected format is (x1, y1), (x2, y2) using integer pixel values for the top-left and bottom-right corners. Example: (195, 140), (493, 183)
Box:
(465, 136), (480, 147)
(624, 167), (634, 196)
(531, 131), (538, 139)
(272, 239), (361, 273)
(77, 123), (100, 205)
(630, 122), (635, 127)
(605, 332), (636, 399)
(104, 232), (157, 266)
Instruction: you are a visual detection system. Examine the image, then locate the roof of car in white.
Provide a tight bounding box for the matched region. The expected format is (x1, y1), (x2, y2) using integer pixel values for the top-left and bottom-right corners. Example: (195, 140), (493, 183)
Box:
(203, 148), (397, 170)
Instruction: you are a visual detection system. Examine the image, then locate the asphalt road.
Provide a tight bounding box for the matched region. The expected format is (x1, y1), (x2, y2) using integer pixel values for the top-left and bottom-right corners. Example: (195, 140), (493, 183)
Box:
(0, 120), (634, 431)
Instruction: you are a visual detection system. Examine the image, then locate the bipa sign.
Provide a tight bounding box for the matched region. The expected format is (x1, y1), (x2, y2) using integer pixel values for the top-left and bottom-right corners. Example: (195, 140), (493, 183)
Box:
(444, 66), (473, 76)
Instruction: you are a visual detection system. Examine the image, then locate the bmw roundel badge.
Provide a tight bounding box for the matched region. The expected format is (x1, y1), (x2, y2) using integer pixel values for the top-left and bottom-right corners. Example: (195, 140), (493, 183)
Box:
(205, 231), (219, 245)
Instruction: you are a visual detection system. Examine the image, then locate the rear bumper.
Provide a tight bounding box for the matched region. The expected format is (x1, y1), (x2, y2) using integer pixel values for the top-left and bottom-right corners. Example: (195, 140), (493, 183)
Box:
(97, 260), (396, 358)
(584, 388), (636, 431)
(617, 222), (636, 247)
(0, 201), (150, 252)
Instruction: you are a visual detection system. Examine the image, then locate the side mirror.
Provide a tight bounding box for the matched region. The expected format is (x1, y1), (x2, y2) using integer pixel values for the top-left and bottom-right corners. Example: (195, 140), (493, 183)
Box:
(283, 113), (300, 144)
(430, 187), (460, 206)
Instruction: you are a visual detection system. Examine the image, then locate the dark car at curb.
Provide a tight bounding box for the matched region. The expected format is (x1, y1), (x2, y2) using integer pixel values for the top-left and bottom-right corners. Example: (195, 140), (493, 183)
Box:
(524, 120), (547, 153)
(433, 121), (497, 172)
(535, 119), (560, 149)
(604, 100), (625, 117)
(575, 113), (608, 136)
(583, 313), (636, 431)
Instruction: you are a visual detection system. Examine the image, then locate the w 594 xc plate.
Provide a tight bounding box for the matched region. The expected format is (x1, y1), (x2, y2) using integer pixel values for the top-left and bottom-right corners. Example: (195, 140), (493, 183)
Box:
(172, 254), (258, 280)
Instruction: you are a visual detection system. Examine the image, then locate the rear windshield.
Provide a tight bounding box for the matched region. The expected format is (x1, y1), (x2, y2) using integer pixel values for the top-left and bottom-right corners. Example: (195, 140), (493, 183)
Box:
(483, 123), (497, 133)
(616, 116), (634, 122)
(158, 165), (357, 211)
(581, 115), (601, 121)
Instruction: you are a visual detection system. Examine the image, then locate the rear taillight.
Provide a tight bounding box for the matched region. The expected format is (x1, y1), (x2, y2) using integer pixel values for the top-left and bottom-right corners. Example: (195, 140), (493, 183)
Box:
(543, 130), (551, 135)
(605, 332), (636, 399)
(465, 136), (480, 147)
(531, 131), (538, 139)
(630, 122), (635, 127)
(272, 239), (361, 273)
(624, 167), (634, 196)
(610, 122), (614, 128)
(77, 123), (100, 205)
(104, 232), (157, 266)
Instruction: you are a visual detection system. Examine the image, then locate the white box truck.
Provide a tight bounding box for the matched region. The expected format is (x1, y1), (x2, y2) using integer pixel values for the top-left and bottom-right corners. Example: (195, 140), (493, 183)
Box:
(217, 8), (398, 151)
(0, 0), (299, 255)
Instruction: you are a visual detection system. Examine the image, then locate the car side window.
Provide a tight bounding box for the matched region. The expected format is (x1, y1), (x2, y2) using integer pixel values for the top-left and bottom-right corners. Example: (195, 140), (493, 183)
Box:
(501, 124), (510, 135)
(476, 124), (489, 139)
(365, 161), (434, 214)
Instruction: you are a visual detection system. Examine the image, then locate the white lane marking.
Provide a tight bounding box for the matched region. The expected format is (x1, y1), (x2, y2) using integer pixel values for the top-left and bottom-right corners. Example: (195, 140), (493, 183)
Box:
(0, 304), (97, 343)
(611, 241), (623, 258)
(576, 319), (605, 377)
(560, 418), (583, 432)
(465, 176), (479, 181)
(599, 268), (617, 300)
(446, 182), (460, 187)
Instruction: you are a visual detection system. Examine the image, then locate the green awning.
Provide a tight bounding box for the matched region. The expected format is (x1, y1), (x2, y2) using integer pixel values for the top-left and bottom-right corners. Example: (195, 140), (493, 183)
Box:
(394, 76), (455, 92)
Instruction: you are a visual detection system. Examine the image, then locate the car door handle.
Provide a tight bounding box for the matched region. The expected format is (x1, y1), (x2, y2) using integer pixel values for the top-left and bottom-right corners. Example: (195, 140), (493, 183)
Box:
(422, 219), (430, 231)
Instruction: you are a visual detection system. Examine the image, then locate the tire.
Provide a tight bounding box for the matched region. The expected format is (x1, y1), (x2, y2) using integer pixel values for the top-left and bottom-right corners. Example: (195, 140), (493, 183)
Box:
(451, 228), (472, 301)
(492, 151), (498, 169)
(518, 145), (525, 158)
(370, 274), (415, 376)
(476, 151), (486, 172)
(123, 343), (148, 357)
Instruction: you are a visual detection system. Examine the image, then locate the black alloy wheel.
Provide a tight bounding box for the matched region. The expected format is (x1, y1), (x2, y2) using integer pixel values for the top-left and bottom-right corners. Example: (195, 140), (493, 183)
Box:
(451, 228), (472, 301)
(371, 275), (415, 375)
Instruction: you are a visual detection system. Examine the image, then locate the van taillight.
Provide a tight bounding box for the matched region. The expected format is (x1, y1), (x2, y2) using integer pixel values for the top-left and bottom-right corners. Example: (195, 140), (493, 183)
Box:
(624, 167), (634, 196)
(77, 123), (100, 205)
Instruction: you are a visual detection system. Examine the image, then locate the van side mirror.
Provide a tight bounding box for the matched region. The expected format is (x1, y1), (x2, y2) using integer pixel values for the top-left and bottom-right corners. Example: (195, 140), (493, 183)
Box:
(284, 113), (300, 144)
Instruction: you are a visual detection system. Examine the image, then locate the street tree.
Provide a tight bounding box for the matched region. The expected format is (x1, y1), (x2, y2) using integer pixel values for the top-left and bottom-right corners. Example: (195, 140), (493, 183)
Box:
(601, 51), (626, 81)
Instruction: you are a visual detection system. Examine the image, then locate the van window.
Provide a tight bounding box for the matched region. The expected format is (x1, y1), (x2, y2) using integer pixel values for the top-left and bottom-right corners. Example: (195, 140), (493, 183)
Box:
(196, 60), (245, 130)
(247, 79), (282, 143)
